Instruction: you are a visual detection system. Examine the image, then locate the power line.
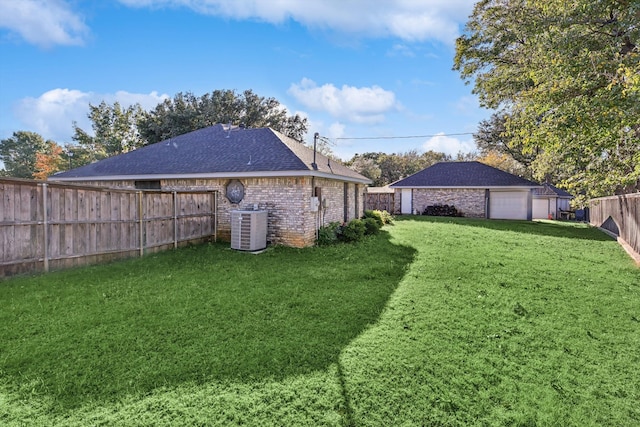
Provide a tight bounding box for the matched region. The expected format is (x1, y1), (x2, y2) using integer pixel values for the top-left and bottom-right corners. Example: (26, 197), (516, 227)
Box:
(334, 132), (474, 141)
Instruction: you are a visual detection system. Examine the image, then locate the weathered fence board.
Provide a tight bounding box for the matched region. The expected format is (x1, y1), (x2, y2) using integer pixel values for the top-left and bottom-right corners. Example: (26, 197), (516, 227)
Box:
(589, 193), (640, 259)
(0, 178), (217, 279)
(365, 192), (395, 213)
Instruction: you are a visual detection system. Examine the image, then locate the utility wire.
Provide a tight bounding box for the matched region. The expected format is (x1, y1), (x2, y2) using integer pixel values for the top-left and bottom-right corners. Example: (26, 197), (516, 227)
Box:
(334, 132), (474, 140)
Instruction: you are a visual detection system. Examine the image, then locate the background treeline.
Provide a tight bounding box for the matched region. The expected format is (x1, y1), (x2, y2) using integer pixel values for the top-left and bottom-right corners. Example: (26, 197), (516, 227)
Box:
(0, 89), (307, 179)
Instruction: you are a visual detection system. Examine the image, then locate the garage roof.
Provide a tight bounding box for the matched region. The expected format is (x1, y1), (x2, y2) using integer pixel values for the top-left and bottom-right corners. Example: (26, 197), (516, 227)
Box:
(390, 161), (541, 189)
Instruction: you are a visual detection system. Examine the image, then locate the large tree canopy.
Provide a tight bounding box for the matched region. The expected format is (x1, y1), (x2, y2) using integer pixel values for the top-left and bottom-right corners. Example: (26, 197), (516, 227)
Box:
(72, 101), (145, 160)
(454, 0), (640, 199)
(0, 131), (50, 178)
(138, 89), (308, 144)
(347, 150), (452, 187)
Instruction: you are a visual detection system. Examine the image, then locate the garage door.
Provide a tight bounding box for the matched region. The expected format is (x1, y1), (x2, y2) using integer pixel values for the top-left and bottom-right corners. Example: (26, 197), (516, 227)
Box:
(532, 198), (550, 219)
(490, 191), (528, 220)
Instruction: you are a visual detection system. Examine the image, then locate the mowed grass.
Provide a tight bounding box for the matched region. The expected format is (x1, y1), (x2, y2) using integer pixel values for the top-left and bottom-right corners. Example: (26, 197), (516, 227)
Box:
(341, 217), (640, 426)
(1, 218), (639, 425)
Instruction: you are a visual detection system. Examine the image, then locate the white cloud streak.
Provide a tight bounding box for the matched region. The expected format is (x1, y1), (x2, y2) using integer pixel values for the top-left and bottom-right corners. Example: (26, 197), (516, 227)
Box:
(118, 0), (476, 44)
(0, 0), (89, 47)
(0, 0), (475, 47)
(288, 78), (397, 124)
(15, 89), (169, 142)
(423, 132), (476, 156)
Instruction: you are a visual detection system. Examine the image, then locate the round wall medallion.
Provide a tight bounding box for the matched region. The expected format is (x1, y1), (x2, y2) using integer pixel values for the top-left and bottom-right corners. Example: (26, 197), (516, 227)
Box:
(226, 179), (244, 204)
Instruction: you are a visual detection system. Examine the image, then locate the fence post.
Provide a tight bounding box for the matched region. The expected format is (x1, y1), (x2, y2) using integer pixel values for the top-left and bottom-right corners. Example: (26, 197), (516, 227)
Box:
(41, 182), (49, 273)
(138, 191), (144, 257)
(213, 191), (218, 242)
(173, 191), (178, 249)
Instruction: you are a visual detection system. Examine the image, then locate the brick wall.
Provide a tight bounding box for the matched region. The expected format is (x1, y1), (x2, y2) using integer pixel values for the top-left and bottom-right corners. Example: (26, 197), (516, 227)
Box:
(70, 176), (365, 247)
(394, 188), (486, 218)
(314, 180), (365, 226)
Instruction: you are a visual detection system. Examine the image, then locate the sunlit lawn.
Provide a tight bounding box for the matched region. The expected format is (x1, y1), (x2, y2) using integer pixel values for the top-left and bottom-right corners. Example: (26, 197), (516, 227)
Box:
(1, 217), (638, 426)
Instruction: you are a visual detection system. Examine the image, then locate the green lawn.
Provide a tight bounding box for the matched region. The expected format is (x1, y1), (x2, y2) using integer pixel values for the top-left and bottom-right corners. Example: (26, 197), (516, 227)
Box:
(1, 217), (638, 426)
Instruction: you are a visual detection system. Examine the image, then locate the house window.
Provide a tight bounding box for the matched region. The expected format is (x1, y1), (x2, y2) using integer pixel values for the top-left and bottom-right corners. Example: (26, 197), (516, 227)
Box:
(135, 180), (161, 190)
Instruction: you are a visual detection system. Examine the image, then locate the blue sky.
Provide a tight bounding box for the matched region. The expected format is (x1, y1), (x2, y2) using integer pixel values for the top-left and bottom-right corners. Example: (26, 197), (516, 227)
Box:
(0, 0), (489, 161)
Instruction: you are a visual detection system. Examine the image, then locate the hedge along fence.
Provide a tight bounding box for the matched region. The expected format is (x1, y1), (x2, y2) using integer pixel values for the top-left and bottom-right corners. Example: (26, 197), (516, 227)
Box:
(589, 193), (640, 262)
(1, 178), (218, 278)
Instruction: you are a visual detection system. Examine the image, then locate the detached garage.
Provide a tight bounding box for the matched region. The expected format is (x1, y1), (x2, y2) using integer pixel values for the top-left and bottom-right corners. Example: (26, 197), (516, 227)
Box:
(532, 184), (574, 219)
(390, 161), (541, 220)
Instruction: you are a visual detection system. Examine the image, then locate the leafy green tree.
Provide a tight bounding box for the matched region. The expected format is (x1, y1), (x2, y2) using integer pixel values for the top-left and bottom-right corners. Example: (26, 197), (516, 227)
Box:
(347, 150), (450, 186)
(349, 157), (382, 184)
(454, 0), (640, 198)
(474, 111), (536, 168)
(138, 89), (308, 144)
(72, 101), (145, 161)
(0, 131), (50, 178)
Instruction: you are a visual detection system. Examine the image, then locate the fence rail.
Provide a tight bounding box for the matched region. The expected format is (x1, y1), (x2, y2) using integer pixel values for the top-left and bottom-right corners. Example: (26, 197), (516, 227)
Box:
(1, 178), (217, 278)
(589, 193), (640, 259)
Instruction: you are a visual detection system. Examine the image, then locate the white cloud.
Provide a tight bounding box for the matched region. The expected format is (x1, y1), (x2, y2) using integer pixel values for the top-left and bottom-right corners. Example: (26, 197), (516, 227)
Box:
(327, 122), (346, 139)
(423, 133), (476, 156)
(15, 89), (169, 142)
(0, 0), (89, 47)
(288, 78), (397, 124)
(118, 0), (476, 44)
(454, 96), (479, 114)
(387, 44), (415, 58)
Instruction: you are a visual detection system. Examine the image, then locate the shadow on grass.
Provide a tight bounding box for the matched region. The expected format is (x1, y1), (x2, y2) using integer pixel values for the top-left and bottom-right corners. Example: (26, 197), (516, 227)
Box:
(397, 215), (613, 242)
(0, 231), (415, 410)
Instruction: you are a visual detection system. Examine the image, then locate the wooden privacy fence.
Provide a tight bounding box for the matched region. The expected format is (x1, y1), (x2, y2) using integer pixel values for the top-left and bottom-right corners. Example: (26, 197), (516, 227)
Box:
(589, 193), (639, 257)
(365, 191), (395, 213)
(1, 178), (217, 278)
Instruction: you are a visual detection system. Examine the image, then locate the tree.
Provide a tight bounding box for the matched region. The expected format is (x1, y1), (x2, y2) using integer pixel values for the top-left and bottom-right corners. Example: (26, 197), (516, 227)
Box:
(347, 150), (450, 186)
(138, 89), (308, 144)
(72, 101), (145, 161)
(33, 141), (64, 180)
(477, 150), (530, 177)
(474, 111), (536, 168)
(350, 157), (382, 184)
(454, 0), (640, 199)
(0, 131), (50, 178)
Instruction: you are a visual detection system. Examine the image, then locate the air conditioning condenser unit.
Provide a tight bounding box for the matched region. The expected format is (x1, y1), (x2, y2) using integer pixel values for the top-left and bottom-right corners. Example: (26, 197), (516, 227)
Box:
(231, 210), (267, 251)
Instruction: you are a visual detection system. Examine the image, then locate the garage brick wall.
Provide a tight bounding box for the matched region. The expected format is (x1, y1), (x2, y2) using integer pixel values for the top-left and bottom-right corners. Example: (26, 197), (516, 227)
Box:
(394, 188), (486, 218)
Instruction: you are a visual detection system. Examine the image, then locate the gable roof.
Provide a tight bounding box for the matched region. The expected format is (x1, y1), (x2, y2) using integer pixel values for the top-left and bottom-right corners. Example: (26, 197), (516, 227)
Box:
(49, 125), (371, 184)
(533, 183), (574, 198)
(390, 161), (541, 189)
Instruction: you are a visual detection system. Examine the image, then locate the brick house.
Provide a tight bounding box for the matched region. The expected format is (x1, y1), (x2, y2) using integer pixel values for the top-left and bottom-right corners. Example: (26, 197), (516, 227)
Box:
(49, 124), (371, 247)
(390, 161), (542, 220)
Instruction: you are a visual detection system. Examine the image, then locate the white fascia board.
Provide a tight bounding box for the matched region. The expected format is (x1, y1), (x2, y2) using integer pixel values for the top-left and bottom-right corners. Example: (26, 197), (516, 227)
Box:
(389, 185), (542, 190)
(48, 170), (372, 185)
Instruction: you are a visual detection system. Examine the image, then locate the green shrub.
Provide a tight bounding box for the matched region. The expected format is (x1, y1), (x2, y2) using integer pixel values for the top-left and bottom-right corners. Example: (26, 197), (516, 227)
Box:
(363, 209), (394, 226)
(363, 210), (384, 228)
(363, 217), (381, 235)
(378, 210), (394, 225)
(317, 221), (342, 245)
(342, 219), (366, 242)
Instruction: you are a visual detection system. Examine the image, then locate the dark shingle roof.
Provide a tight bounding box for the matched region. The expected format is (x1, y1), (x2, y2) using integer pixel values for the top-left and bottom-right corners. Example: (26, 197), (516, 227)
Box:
(533, 183), (574, 198)
(51, 124), (370, 183)
(390, 161), (541, 188)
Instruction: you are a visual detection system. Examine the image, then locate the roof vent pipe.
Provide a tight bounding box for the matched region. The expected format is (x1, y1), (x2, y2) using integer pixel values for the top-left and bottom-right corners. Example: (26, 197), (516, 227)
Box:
(312, 132), (319, 170)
